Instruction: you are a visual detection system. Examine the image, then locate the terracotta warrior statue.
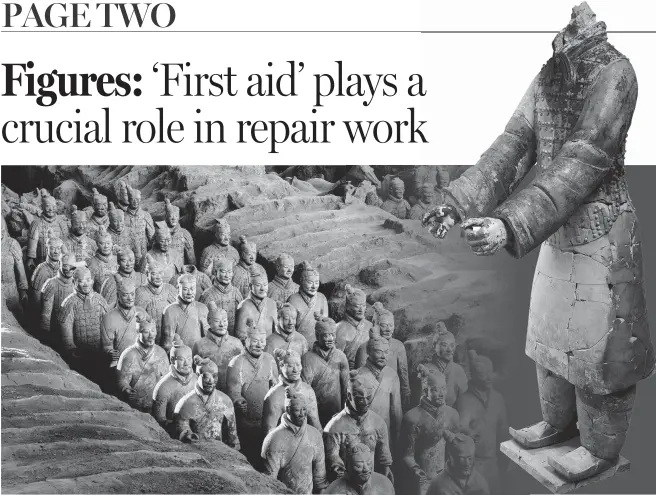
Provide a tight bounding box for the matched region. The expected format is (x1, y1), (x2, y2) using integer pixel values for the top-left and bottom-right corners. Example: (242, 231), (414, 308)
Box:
(234, 269), (277, 343)
(39, 251), (78, 338)
(336, 284), (372, 369)
(426, 432), (490, 495)
(422, 3), (654, 482)
(381, 177), (411, 219)
(265, 303), (309, 357)
(262, 348), (321, 436)
(138, 221), (176, 282)
(30, 228), (64, 313)
(226, 321), (278, 467)
(355, 302), (410, 411)
(116, 312), (169, 412)
(410, 183), (437, 221)
(261, 388), (329, 494)
(26, 189), (69, 270)
(287, 261), (329, 348)
(199, 218), (239, 275)
(161, 273), (210, 351)
(199, 257), (243, 334)
(100, 247), (147, 308)
(324, 369), (393, 483)
(232, 235), (266, 299)
(134, 254), (178, 344)
(301, 315), (349, 427)
(192, 302), (243, 393)
(124, 183), (154, 268)
(174, 355), (240, 449)
(2, 216), (28, 315)
(454, 351), (507, 495)
(152, 334), (196, 433)
(107, 202), (134, 253)
(86, 225), (119, 293)
(325, 442), (395, 495)
(400, 366), (461, 495)
(116, 180), (130, 212)
(175, 264), (212, 301)
(164, 198), (195, 269)
(62, 206), (97, 262)
(86, 188), (110, 241)
(267, 253), (299, 308)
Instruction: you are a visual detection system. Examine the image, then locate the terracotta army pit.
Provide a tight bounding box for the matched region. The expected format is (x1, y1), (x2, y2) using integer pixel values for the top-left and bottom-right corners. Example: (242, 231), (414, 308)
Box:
(2, 216), (28, 315)
(336, 284), (372, 369)
(164, 198), (196, 269)
(232, 235), (267, 299)
(100, 247), (147, 308)
(324, 442), (395, 495)
(175, 264), (212, 301)
(267, 253), (299, 308)
(39, 251), (78, 340)
(26, 189), (69, 270)
(138, 221), (177, 283)
(287, 261), (329, 348)
(199, 218), (239, 275)
(262, 348), (321, 436)
(63, 206), (98, 262)
(161, 273), (210, 352)
(381, 177), (411, 219)
(410, 183), (437, 221)
(191, 302), (243, 393)
(122, 182), (155, 268)
(234, 269), (277, 343)
(86, 225), (119, 293)
(199, 258), (243, 335)
(265, 303), (309, 357)
(86, 188), (110, 242)
(30, 228), (64, 313)
(261, 388), (329, 494)
(107, 202), (135, 254)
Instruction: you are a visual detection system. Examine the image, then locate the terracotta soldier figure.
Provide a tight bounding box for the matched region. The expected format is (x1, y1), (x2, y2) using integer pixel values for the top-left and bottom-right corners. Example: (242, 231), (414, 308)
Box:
(355, 302), (411, 411)
(86, 188), (110, 241)
(175, 264), (212, 301)
(62, 206), (97, 262)
(422, 4), (654, 482)
(2, 217), (28, 314)
(86, 225), (119, 293)
(336, 284), (372, 369)
(265, 303), (308, 357)
(262, 388), (329, 494)
(161, 273), (210, 351)
(30, 228), (64, 313)
(267, 253), (299, 308)
(287, 261), (329, 349)
(226, 321), (278, 467)
(192, 302), (243, 393)
(381, 177), (411, 219)
(26, 189), (69, 270)
(420, 326), (468, 408)
(124, 184), (155, 268)
(325, 442), (395, 495)
(410, 183), (437, 221)
(100, 247), (147, 308)
(262, 348), (321, 436)
(426, 432), (489, 495)
(135, 254), (178, 344)
(116, 180), (130, 212)
(107, 202), (134, 253)
(301, 315), (349, 427)
(199, 258), (242, 334)
(152, 334), (196, 433)
(138, 221), (176, 282)
(234, 269), (278, 342)
(324, 370), (394, 483)
(400, 366), (461, 495)
(174, 356), (240, 449)
(116, 313), (169, 412)
(199, 219), (239, 275)
(164, 198), (195, 269)
(39, 251), (78, 339)
(232, 235), (266, 299)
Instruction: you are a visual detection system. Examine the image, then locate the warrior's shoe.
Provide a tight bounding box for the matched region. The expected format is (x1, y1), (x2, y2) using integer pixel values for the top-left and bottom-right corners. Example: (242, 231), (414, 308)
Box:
(548, 446), (616, 482)
(509, 420), (578, 449)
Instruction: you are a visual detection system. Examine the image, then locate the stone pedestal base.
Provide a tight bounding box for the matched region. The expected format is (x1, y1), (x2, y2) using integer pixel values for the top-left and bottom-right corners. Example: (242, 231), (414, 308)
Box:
(500, 438), (630, 494)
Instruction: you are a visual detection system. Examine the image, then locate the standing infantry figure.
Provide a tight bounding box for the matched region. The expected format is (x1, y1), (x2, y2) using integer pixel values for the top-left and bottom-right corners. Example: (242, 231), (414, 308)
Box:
(192, 302), (243, 393)
(199, 258), (243, 334)
(138, 221), (177, 282)
(30, 228), (64, 313)
(426, 431), (489, 495)
(336, 284), (372, 369)
(199, 219), (239, 275)
(421, 325), (468, 408)
(174, 356), (240, 449)
(234, 269), (278, 342)
(27, 189), (69, 270)
(324, 370), (394, 483)
(135, 254), (178, 344)
(422, 3), (654, 482)
(63, 206), (97, 261)
(107, 202), (134, 254)
(355, 301), (411, 411)
(325, 442), (395, 495)
(410, 183), (437, 221)
(40, 251), (78, 341)
(161, 274), (210, 351)
(262, 388), (329, 494)
(86, 225), (119, 293)
(301, 315), (349, 427)
(100, 247), (147, 308)
(2, 217), (28, 315)
(116, 313), (169, 412)
(124, 184), (155, 268)
(226, 321), (278, 468)
(400, 366), (461, 495)
(175, 264), (212, 301)
(265, 303), (308, 357)
(86, 188), (110, 241)
(287, 261), (329, 348)
(381, 177), (411, 219)
(152, 334), (196, 433)
(262, 348), (321, 436)
(164, 198), (195, 269)
(232, 235), (266, 299)
(267, 253), (299, 308)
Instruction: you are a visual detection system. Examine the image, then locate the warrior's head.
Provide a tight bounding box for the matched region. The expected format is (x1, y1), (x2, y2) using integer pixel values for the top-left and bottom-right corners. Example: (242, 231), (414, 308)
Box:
(347, 369), (376, 416)
(59, 251), (79, 279)
(212, 257), (233, 286)
(207, 302), (229, 337)
(117, 247), (135, 275)
(274, 348), (302, 383)
(193, 355), (219, 393)
(366, 337), (390, 370)
(164, 198), (179, 228)
(314, 314), (336, 351)
(344, 284), (366, 321)
(108, 202), (124, 232)
(390, 177), (405, 199)
(299, 261), (320, 297)
(417, 364), (447, 407)
(469, 349), (495, 390)
(444, 431), (476, 478)
(238, 235), (256, 266)
(284, 387), (307, 427)
(136, 312), (157, 348)
(278, 303), (298, 337)
(245, 319), (266, 357)
(96, 225), (113, 257)
(40, 189), (57, 219)
(127, 184), (141, 210)
(419, 182), (435, 205)
(45, 228), (64, 263)
(154, 221), (172, 253)
(170, 334), (193, 376)
(116, 278), (136, 310)
(433, 322), (455, 363)
(214, 219), (231, 246)
(144, 254), (164, 287)
(70, 205), (87, 237)
(177, 273), (197, 304)
(74, 267), (94, 296)
(345, 442), (373, 487)
(92, 188), (108, 217)
(275, 253), (295, 280)
(372, 302), (394, 340)
(116, 180), (129, 208)
(249, 268), (268, 301)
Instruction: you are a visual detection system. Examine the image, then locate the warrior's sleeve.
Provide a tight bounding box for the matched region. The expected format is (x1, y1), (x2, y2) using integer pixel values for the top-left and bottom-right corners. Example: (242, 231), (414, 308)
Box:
(455, 364), (468, 400)
(26, 220), (40, 259)
(306, 389), (322, 433)
(454, 394), (476, 437)
(198, 304), (210, 338)
(233, 303), (249, 342)
(116, 350), (135, 395)
(39, 281), (55, 333)
(390, 375), (403, 445)
(399, 414), (420, 471)
(375, 418), (394, 469)
(198, 247), (213, 275)
(323, 430), (345, 479)
(144, 211), (155, 244)
(312, 433), (329, 492)
(151, 377), (170, 426)
(354, 344), (367, 369)
(222, 401), (240, 450)
(11, 240), (28, 291)
(442, 74), (538, 221)
(261, 433), (281, 478)
(173, 396), (194, 440)
(261, 393), (279, 436)
(160, 306), (175, 352)
(59, 299), (76, 351)
(338, 353), (349, 408)
(225, 357), (245, 403)
(300, 354), (315, 385)
(182, 229), (196, 266)
(101, 277), (118, 308)
(100, 313), (116, 361)
(397, 345), (411, 411)
(493, 59), (638, 257)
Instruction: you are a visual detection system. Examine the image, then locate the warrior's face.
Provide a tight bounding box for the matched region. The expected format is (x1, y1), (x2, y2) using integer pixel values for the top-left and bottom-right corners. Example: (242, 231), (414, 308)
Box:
(148, 266), (164, 287)
(215, 226), (230, 246)
(378, 317), (394, 340)
(71, 215), (86, 236)
(317, 327), (336, 351)
(129, 192), (140, 210)
(347, 453), (373, 486)
(179, 280), (196, 303)
(369, 343), (389, 369)
(156, 230), (172, 252)
(215, 265), (233, 286)
(199, 370), (218, 394)
(110, 215), (124, 232)
(60, 258), (76, 279)
(277, 258), (294, 279)
(301, 273), (319, 297)
(48, 243), (63, 263)
(250, 277), (268, 300)
(278, 309), (297, 336)
(241, 244), (256, 265)
(209, 312), (229, 337)
(117, 288), (136, 309)
(139, 323), (157, 347)
(281, 355), (302, 382)
(424, 375), (447, 407)
(118, 252), (135, 274)
(421, 187), (435, 204)
(346, 298), (366, 321)
(451, 451), (475, 478)
(76, 270), (94, 295)
(435, 334), (456, 362)
(246, 332), (266, 357)
(42, 200), (56, 219)
(166, 209), (179, 228)
(391, 182), (405, 199)
(98, 237), (113, 257)
(471, 358), (495, 390)
(94, 200), (108, 217)
(349, 384), (372, 415)
(172, 347), (193, 376)
(287, 401), (307, 427)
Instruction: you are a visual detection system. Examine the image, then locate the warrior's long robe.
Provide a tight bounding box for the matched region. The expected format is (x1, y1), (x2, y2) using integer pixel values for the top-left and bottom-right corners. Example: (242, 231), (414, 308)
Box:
(40, 273), (74, 336)
(2, 235), (28, 313)
(100, 305), (145, 367)
(199, 280), (243, 335)
(199, 243), (239, 275)
(192, 332), (243, 393)
(232, 260), (267, 299)
(357, 363), (403, 449)
(124, 207), (154, 267)
(108, 226), (135, 255)
(264, 328), (308, 358)
(135, 282), (178, 344)
(152, 366), (196, 431)
(267, 275), (299, 308)
(169, 224), (195, 269)
(262, 377), (321, 436)
(117, 340), (169, 411)
(86, 252), (119, 293)
(30, 258), (58, 312)
(60, 291), (109, 354)
(100, 271), (148, 308)
(234, 296), (277, 341)
(335, 314), (372, 369)
(287, 291), (329, 348)
(27, 214), (69, 263)
(161, 299), (210, 352)
(62, 233), (97, 262)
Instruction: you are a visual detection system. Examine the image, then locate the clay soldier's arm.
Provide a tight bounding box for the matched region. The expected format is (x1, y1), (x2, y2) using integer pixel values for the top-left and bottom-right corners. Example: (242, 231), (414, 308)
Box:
(58, 301), (77, 353)
(182, 229), (196, 266)
(199, 306), (210, 339)
(312, 434), (329, 493)
(101, 277), (118, 308)
(338, 354), (349, 408)
(143, 210), (155, 245)
(300, 354), (314, 385)
(306, 389), (322, 432)
(261, 394), (279, 436)
(354, 344), (367, 369)
(225, 358), (247, 406)
(26, 220), (40, 261)
(375, 416), (394, 471)
(151, 379), (170, 426)
(174, 400), (198, 442)
(198, 248), (213, 275)
(493, 60), (638, 258)
(39, 282), (55, 333)
(390, 375), (403, 445)
(100, 314), (117, 363)
(399, 415), (423, 477)
(222, 401), (241, 450)
(323, 430), (345, 480)
(397, 345), (411, 410)
(160, 306), (175, 352)
(454, 396), (476, 438)
(233, 303), (249, 342)
(11, 240), (28, 295)
(116, 351), (136, 399)
(261, 435), (282, 479)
